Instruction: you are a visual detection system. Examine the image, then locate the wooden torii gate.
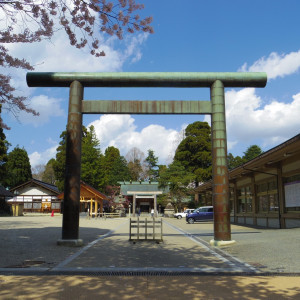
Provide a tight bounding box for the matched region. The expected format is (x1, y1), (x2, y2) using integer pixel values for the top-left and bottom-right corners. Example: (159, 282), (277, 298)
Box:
(27, 72), (267, 246)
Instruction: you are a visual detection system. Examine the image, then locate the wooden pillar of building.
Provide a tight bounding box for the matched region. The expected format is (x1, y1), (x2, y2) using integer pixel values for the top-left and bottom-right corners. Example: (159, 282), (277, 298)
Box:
(90, 199), (93, 216)
(251, 175), (257, 226)
(133, 194), (136, 217)
(233, 181), (238, 223)
(95, 200), (98, 217)
(277, 163), (285, 229)
(100, 199), (103, 217)
(154, 194), (157, 217)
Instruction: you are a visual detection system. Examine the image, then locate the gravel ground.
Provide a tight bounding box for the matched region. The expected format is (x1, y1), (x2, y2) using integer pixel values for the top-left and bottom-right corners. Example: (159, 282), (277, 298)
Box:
(0, 214), (300, 299)
(0, 214), (299, 273)
(165, 218), (300, 273)
(0, 213), (116, 268)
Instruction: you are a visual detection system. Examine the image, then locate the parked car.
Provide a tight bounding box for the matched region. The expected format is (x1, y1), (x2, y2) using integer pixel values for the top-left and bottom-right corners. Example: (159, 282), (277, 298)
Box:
(186, 206), (213, 224)
(174, 209), (194, 219)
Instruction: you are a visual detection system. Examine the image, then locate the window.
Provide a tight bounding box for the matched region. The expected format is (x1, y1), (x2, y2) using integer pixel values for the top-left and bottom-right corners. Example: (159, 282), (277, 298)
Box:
(237, 186), (252, 213)
(258, 194), (268, 211)
(51, 202), (61, 209)
(229, 188), (234, 213)
(24, 203), (32, 209)
(32, 198), (42, 210)
(199, 207), (209, 212)
(256, 180), (278, 213)
(32, 202), (41, 209)
(283, 174), (300, 212)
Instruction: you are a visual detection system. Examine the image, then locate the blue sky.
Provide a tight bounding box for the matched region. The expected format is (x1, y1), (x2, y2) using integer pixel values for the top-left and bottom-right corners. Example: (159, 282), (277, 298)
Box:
(2, 0), (300, 169)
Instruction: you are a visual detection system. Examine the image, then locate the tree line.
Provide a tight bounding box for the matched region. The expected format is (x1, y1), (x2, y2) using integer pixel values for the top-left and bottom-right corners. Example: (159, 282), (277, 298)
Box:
(0, 118), (263, 206)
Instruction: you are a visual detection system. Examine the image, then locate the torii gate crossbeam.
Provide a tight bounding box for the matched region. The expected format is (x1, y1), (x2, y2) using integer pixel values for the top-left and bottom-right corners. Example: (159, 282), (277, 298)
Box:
(27, 72), (267, 246)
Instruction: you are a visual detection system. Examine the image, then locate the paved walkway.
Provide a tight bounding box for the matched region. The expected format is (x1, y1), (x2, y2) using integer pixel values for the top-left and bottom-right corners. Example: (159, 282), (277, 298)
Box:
(0, 214), (299, 299)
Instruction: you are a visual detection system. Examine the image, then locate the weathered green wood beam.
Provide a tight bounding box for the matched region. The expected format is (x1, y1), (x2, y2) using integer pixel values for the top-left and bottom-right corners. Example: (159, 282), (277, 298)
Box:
(27, 72), (267, 88)
(82, 100), (212, 114)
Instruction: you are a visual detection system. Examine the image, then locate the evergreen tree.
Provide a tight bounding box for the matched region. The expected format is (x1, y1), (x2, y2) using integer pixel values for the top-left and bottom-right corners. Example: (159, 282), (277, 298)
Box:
(53, 130), (67, 191)
(4, 146), (32, 188)
(145, 149), (159, 180)
(227, 153), (244, 170)
(173, 121), (212, 185)
(243, 145), (263, 162)
(53, 125), (102, 191)
(227, 145), (263, 169)
(81, 126), (102, 189)
(100, 146), (130, 191)
(158, 161), (195, 210)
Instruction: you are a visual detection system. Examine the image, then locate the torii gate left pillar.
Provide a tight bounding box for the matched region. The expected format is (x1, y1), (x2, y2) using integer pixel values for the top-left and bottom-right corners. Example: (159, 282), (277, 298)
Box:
(58, 81), (83, 246)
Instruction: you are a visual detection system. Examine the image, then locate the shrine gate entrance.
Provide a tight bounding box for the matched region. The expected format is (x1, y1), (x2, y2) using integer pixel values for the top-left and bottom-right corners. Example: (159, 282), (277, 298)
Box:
(27, 72), (267, 246)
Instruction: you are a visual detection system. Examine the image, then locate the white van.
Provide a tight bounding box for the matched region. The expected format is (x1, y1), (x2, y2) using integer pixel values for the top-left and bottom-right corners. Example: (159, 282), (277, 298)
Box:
(174, 208), (194, 219)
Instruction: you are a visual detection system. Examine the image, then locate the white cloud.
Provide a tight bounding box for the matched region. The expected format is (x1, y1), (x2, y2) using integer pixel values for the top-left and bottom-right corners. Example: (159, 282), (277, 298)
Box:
(31, 35), (123, 73)
(2, 29), (149, 125)
(5, 30), (148, 73)
(1, 2), (147, 73)
(122, 33), (148, 63)
(29, 145), (58, 168)
(88, 115), (179, 164)
(225, 88), (300, 149)
(89, 114), (136, 146)
(239, 50), (300, 80)
(17, 95), (65, 127)
(2, 27), (149, 124)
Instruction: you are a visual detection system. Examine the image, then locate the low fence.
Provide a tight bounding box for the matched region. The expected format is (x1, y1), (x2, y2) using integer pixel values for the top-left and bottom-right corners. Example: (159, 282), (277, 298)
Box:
(129, 217), (163, 243)
(89, 212), (123, 219)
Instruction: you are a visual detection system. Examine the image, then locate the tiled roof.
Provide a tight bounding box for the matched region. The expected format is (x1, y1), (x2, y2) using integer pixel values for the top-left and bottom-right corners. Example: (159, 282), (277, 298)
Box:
(0, 185), (13, 197)
(58, 181), (109, 202)
(10, 178), (60, 194)
(119, 181), (168, 195)
(80, 181), (110, 200)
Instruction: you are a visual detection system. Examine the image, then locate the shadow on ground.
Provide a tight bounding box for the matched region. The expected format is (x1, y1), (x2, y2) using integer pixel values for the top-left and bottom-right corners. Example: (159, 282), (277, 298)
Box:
(0, 227), (109, 268)
(0, 274), (299, 299)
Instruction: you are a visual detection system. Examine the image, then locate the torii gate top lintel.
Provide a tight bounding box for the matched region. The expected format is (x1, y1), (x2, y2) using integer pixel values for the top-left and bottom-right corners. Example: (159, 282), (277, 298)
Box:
(26, 72), (267, 88)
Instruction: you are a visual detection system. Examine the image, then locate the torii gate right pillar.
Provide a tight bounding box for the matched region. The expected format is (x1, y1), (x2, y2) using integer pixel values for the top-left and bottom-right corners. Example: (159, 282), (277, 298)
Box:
(210, 80), (233, 246)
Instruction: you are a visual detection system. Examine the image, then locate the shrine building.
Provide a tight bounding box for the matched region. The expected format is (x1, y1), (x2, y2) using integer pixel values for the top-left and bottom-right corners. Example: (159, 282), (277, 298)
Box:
(196, 133), (300, 229)
(119, 181), (168, 216)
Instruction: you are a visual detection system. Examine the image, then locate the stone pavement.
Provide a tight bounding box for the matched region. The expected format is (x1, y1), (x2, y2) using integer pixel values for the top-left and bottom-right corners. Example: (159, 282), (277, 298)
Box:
(0, 213), (299, 299)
